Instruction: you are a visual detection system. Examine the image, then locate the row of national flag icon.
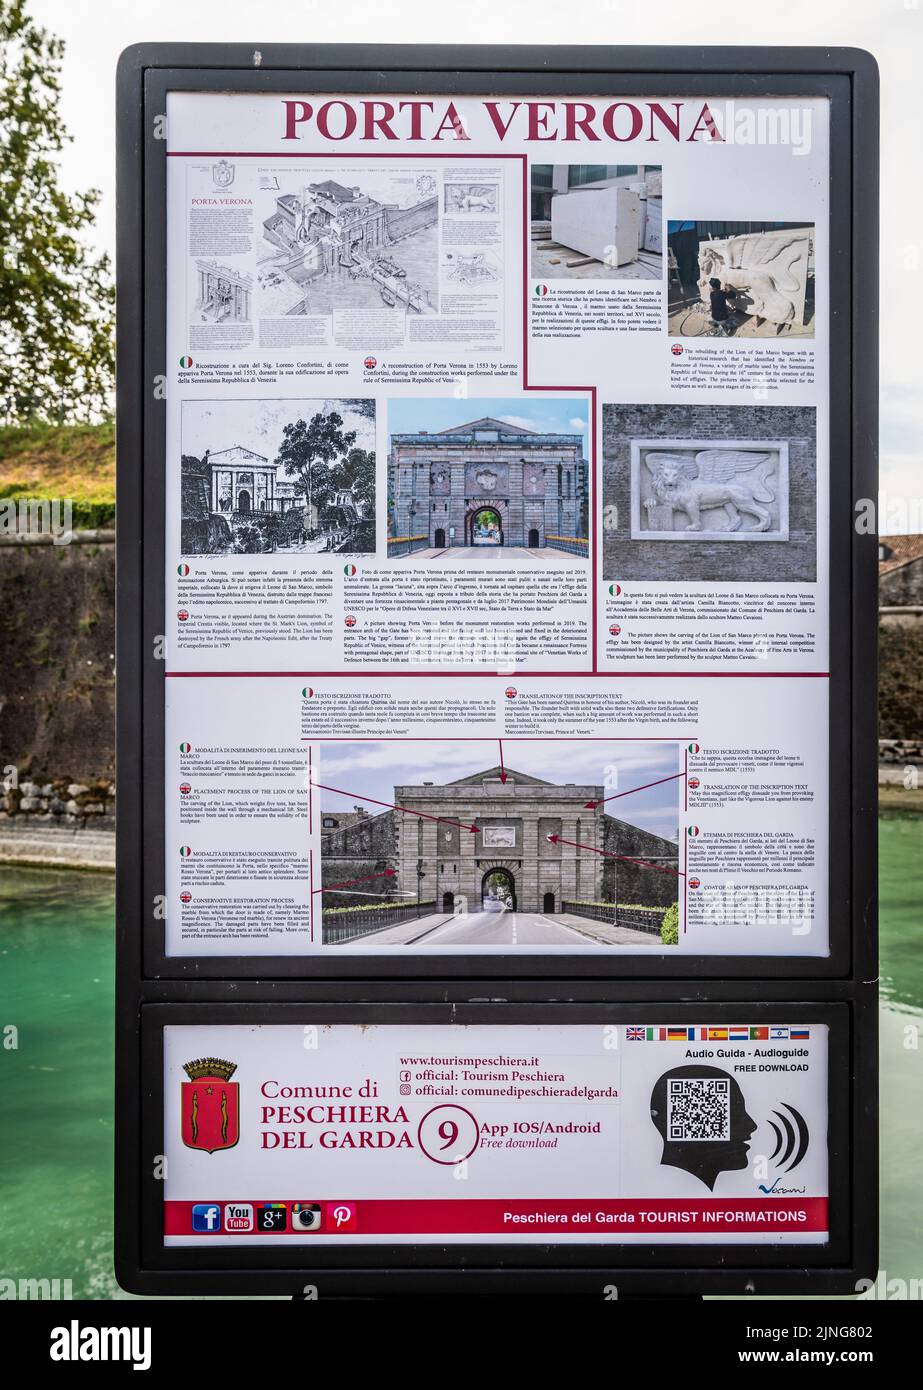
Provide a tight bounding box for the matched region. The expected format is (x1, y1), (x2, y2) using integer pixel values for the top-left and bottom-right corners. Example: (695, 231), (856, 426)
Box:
(626, 1026), (810, 1042)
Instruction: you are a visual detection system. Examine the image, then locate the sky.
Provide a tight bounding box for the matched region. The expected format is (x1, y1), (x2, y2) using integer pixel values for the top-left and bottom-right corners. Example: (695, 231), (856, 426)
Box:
(387, 397), (589, 438)
(181, 396), (374, 461)
(28, 0), (922, 529)
(318, 739), (681, 840)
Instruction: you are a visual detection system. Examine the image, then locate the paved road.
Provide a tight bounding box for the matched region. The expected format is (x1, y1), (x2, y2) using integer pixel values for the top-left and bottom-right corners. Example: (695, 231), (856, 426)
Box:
(412, 547), (577, 564)
(407, 908), (595, 947)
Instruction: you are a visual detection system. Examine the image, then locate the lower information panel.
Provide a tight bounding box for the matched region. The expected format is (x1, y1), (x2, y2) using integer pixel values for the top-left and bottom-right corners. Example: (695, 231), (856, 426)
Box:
(149, 1007), (846, 1254)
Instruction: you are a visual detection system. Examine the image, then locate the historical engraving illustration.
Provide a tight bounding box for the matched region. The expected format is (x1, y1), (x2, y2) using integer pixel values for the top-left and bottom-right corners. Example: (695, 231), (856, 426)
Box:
(257, 172), (439, 318)
(443, 182), (498, 215)
(179, 397), (375, 556)
(194, 259), (253, 324)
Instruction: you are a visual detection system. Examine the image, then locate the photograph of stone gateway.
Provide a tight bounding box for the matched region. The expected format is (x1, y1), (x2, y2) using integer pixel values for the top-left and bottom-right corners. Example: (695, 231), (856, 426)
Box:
(387, 397), (590, 562)
(602, 403), (816, 583)
(318, 741), (680, 948)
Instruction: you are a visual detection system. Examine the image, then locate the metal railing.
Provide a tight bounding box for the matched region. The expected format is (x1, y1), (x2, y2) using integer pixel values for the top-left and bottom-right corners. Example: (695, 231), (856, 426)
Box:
(387, 534), (430, 557)
(322, 900), (436, 943)
(546, 535), (589, 557)
(561, 900), (666, 937)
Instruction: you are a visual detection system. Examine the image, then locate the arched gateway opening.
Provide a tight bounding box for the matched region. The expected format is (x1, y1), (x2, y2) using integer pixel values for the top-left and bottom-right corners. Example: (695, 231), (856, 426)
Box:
(470, 507), (503, 546)
(481, 868), (516, 911)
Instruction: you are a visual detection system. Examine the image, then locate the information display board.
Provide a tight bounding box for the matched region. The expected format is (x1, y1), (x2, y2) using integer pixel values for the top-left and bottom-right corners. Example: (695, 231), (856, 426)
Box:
(115, 44), (878, 1296)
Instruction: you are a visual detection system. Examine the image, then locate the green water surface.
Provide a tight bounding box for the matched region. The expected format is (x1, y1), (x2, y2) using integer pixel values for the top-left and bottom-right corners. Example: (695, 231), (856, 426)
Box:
(0, 819), (921, 1299)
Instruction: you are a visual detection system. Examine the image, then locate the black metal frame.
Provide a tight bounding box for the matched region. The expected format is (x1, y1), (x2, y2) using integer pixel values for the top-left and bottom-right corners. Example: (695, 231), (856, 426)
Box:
(115, 43), (879, 1296)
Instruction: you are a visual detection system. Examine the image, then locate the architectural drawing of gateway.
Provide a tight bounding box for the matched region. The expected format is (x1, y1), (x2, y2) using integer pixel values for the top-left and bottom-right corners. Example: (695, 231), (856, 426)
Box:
(261, 178), (438, 315)
(388, 416), (588, 553)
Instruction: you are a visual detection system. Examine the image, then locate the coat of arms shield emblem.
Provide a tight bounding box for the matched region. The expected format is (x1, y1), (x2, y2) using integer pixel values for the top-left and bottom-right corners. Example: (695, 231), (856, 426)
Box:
(181, 1058), (239, 1153)
(212, 160), (235, 189)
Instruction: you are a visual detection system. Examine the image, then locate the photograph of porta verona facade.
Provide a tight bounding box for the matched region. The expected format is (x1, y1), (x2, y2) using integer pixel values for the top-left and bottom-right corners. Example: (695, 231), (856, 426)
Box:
(320, 762), (679, 948)
(388, 414), (588, 557)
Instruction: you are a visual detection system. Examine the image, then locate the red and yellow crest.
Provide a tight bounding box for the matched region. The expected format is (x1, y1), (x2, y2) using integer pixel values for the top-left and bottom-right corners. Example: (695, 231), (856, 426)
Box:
(181, 1058), (239, 1153)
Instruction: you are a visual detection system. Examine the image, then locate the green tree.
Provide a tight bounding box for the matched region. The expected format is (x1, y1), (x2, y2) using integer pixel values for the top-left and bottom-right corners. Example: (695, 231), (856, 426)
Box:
(275, 410), (357, 516)
(0, 0), (114, 422)
(337, 445), (375, 512)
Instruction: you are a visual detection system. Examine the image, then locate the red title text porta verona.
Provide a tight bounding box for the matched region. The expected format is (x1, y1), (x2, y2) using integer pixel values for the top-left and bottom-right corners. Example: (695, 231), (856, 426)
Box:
(281, 99), (723, 144)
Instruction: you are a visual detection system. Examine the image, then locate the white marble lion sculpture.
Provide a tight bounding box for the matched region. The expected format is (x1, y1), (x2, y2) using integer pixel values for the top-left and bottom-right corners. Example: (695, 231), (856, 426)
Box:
(643, 449), (777, 533)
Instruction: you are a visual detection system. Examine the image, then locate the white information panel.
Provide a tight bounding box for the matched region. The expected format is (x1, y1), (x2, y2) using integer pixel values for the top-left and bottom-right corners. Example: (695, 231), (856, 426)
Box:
(164, 1022), (828, 1246)
(162, 89), (832, 964)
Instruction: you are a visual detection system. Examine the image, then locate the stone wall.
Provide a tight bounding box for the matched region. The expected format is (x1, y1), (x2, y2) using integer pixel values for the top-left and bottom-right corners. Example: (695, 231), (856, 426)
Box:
(386, 198), (438, 241)
(320, 809), (399, 908)
(0, 543), (115, 783)
(600, 814), (679, 908)
(602, 402), (816, 583)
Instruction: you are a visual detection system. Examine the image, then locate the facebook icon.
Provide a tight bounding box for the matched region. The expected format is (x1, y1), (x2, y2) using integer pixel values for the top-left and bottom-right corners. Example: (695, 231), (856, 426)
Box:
(191, 1204), (222, 1233)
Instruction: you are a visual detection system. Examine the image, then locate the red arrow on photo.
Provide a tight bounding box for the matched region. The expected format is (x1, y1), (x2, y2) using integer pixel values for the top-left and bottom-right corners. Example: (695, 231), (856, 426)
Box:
(499, 740), (506, 783)
(584, 770), (686, 809)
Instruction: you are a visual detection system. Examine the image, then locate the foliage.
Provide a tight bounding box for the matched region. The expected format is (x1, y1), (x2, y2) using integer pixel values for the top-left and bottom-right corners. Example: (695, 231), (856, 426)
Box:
(660, 903), (679, 946)
(231, 522), (265, 554)
(331, 446), (375, 511)
(0, 1), (114, 423)
(276, 410), (357, 512)
(0, 420), (114, 501)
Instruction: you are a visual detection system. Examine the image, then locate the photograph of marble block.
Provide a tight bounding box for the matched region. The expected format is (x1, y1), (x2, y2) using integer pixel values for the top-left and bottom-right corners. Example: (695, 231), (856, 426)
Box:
(551, 187), (641, 267)
(630, 440), (789, 542)
(602, 403), (816, 583)
(531, 166), (663, 281)
(697, 228), (812, 326)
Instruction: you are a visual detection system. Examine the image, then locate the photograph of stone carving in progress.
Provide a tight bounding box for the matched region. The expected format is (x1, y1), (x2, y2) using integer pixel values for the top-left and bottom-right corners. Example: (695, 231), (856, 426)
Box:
(667, 221), (814, 337)
(179, 396), (375, 556)
(257, 171), (438, 317)
(530, 164), (662, 280)
(387, 396), (589, 562)
(602, 403), (816, 583)
(317, 739), (680, 948)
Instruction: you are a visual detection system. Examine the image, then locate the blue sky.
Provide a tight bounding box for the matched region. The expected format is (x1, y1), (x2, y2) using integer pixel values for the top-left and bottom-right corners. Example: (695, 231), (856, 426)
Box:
(387, 397), (589, 438)
(318, 740), (680, 841)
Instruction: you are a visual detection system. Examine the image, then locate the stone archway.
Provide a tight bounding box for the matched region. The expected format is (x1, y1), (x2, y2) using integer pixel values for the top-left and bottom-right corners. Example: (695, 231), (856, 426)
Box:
(469, 505), (504, 546)
(481, 866), (516, 911)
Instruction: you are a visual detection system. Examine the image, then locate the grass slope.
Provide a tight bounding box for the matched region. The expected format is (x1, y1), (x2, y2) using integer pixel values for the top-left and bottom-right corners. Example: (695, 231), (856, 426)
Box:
(0, 422), (115, 527)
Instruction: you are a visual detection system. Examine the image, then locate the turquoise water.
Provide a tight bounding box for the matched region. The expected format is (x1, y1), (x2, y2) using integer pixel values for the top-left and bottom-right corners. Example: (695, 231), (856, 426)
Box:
(0, 819), (921, 1299)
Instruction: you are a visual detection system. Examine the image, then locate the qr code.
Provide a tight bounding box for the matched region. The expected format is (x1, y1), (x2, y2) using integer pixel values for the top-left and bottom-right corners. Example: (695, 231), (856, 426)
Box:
(667, 1078), (730, 1141)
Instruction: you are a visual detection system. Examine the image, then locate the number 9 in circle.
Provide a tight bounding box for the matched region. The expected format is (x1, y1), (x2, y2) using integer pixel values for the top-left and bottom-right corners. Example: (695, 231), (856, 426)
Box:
(417, 1104), (480, 1165)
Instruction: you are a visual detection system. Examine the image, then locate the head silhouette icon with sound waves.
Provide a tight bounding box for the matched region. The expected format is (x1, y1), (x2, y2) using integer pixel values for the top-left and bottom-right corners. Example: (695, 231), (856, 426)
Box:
(650, 1065), (757, 1191)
